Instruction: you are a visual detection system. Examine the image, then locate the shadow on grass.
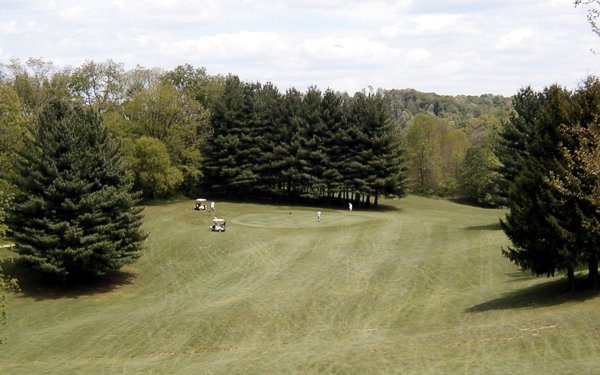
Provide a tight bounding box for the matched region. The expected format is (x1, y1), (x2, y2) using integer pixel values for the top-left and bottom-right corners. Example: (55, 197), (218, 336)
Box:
(141, 194), (404, 213)
(220, 196), (404, 213)
(464, 222), (502, 231)
(466, 277), (600, 313)
(0, 258), (136, 301)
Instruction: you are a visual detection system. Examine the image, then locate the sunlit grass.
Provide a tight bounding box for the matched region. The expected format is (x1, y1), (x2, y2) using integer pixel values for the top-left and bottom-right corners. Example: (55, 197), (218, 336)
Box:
(1, 195), (599, 374)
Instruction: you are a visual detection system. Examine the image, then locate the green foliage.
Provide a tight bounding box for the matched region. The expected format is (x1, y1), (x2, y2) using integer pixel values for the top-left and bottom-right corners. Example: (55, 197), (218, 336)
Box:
(458, 146), (501, 206)
(0, 265), (19, 344)
(1, 58), (56, 115)
(546, 77), (600, 286)
(405, 113), (469, 195)
(495, 87), (542, 204)
(501, 80), (600, 289)
(203, 76), (259, 195)
(69, 60), (125, 114)
(124, 81), (210, 196)
(0, 83), (29, 195)
(346, 92), (407, 203)
(203, 78), (406, 205)
(0, 192), (12, 238)
(383, 88), (511, 129)
(160, 63), (226, 107)
(502, 85), (574, 282)
(133, 136), (183, 198)
(7, 100), (147, 282)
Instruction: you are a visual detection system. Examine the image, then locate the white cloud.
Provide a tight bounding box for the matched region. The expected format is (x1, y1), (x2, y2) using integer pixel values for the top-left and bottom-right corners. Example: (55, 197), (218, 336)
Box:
(298, 37), (400, 62)
(413, 14), (462, 33)
(0, 0), (598, 95)
(406, 48), (431, 64)
(57, 6), (86, 19)
(172, 31), (289, 60)
(497, 28), (536, 49)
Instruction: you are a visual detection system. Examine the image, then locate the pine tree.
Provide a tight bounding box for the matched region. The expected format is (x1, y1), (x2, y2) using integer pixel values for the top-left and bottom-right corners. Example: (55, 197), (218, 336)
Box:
(364, 93), (407, 204)
(320, 89), (346, 203)
(7, 100), (146, 282)
(300, 86), (327, 197)
(501, 85), (579, 290)
(276, 88), (307, 201)
(251, 82), (283, 195)
(547, 77), (600, 287)
(495, 87), (543, 204)
(203, 76), (258, 197)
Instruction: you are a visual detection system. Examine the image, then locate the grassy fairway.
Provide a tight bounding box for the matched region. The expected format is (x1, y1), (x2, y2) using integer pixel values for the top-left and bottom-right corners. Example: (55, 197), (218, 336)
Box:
(1, 195), (600, 374)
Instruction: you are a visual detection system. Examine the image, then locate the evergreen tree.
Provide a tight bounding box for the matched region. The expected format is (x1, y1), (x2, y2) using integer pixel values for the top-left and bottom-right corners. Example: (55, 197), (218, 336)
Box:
(501, 85), (578, 290)
(364, 93), (407, 204)
(300, 86), (327, 197)
(276, 88), (308, 201)
(320, 89), (346, 203)
(7, 100), (146, 282)
(251, 82), (283, 195)
(345, 92), (373, 202)
(547, 77), (600, 287)
(495, 87), (543, 204)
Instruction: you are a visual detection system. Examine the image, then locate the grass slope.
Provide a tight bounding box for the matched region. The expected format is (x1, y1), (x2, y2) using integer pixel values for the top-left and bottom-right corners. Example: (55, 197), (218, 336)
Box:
(1, 195), (600, 374)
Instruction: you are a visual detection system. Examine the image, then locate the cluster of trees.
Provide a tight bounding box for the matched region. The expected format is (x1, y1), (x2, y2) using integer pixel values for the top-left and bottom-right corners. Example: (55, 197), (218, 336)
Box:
(382, 88), (510, 130)
(401, 111), (502, 205)
(497, 79), (600, 290)
(1, 56), (598, 291)
(1, 58), (512, 209)
(203, 77), (407, 205)
(0, 59), (219, 200)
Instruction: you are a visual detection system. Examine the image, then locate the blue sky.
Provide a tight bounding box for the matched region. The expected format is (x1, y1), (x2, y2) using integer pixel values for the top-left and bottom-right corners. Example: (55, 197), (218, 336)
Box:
(1, 0), (599, 96)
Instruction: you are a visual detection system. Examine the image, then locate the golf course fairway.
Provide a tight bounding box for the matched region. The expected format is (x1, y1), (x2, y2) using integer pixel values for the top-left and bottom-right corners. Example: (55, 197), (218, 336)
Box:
(1, 195), (599, 374)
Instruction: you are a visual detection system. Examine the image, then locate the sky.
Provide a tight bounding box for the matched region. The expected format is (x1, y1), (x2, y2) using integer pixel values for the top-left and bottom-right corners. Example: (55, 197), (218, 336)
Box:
(1, 0), (599, 96)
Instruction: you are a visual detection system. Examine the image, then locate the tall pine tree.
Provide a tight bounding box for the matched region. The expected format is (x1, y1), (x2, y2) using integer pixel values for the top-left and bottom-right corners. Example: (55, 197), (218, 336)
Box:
(495, 87), (543, 204)
(501, 85), (579, 290)
(8, 100), (146, 282)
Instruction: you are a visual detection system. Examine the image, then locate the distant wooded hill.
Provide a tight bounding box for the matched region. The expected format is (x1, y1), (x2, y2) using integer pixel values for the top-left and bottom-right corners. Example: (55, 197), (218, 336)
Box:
(381, 89), (512, 129)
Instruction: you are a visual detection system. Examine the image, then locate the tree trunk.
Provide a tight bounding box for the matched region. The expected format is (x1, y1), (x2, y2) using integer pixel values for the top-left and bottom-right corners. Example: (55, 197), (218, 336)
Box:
(589, 257), (598, 289)
(567, 265), (576, 292)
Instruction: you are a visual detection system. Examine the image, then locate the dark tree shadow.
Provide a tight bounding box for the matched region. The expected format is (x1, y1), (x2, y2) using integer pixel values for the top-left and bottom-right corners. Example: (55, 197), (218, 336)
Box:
(464, 222), (502, 231)
(0, 258), (136, 301)
(466, 276), (600, 313)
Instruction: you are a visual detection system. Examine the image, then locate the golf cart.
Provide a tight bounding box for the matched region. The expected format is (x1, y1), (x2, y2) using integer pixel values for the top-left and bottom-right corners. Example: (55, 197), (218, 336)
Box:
(194, 198), (207, 211)
(209, 218), (226, 232)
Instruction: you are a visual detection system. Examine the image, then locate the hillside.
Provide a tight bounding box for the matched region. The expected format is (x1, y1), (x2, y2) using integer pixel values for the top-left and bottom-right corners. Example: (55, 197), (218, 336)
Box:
(383, 88), (512, 129)
(1, 196), (599, 374)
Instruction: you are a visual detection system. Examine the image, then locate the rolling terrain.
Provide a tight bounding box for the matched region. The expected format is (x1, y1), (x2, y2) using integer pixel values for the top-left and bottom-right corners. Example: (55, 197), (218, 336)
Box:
(1, 195), (599, 374)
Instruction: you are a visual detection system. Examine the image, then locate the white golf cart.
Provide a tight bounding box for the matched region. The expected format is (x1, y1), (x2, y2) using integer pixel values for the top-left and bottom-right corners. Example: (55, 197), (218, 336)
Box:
(194, 198), (207, 211)
(209, 218), (226, 232)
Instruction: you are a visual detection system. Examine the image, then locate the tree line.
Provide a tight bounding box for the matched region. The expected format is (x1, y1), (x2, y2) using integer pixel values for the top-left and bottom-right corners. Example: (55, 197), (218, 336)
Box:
(203, 77), (406, 205)
(2, 57), (598, 289)
(0, 59), (514, 209)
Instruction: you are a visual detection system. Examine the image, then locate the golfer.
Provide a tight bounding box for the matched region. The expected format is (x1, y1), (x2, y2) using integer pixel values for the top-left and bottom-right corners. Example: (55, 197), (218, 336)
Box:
(317, 211), (322, 222)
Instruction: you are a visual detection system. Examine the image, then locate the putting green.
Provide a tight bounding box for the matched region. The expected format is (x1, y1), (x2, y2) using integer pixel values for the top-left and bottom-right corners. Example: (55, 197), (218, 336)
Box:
(231, 211), (373, 228)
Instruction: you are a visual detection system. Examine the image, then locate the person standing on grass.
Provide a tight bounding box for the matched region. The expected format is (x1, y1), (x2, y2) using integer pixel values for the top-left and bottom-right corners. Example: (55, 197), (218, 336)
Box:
(210, 201), (215, 211)
(349, 202), (353, 211)
(317, 211), (322, 222)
